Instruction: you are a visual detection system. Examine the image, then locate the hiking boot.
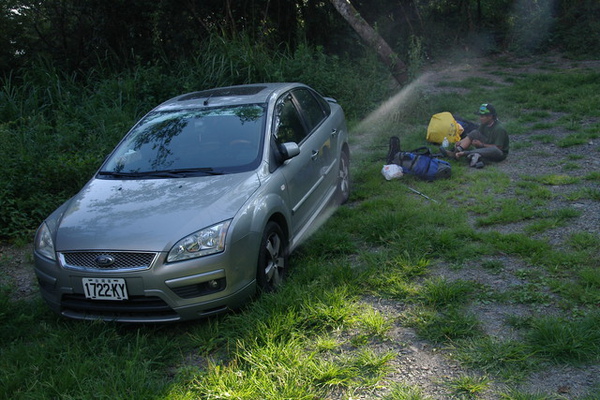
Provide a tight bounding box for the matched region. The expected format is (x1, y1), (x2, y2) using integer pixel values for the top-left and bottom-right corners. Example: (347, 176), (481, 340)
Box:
(475, 161), (485, 169)
(386, 136), (401, 164)
(469, 153), (481, 167)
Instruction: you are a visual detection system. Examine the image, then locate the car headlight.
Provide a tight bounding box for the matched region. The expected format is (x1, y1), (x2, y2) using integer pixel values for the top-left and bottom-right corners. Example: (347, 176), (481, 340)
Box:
(167, 220), (232, 263)
(35, 222), (56, 261)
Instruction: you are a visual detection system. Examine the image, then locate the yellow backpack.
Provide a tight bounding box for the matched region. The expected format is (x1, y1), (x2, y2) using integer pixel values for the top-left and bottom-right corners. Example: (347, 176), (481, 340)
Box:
(426, 112), (463, 144)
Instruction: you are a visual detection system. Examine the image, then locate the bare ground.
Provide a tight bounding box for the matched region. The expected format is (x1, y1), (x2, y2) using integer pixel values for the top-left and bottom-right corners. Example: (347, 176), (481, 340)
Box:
(0, 243), (36, 301)
(1, 53), (599, 399)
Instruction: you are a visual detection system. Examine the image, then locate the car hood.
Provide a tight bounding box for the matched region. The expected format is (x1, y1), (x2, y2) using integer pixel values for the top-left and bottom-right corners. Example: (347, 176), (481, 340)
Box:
(54, 172), (260, 252)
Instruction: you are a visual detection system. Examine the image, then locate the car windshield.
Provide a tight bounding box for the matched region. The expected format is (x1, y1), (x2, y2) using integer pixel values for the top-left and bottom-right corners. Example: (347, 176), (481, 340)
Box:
(100, 104), (266, 177)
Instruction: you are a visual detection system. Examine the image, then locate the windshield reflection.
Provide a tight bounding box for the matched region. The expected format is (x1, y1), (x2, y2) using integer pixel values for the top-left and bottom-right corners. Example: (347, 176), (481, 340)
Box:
(101, 104), (266, 176)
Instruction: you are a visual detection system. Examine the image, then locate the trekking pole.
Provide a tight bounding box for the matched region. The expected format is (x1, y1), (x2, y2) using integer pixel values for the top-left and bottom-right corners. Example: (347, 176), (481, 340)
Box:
(405, 185), (438, 203)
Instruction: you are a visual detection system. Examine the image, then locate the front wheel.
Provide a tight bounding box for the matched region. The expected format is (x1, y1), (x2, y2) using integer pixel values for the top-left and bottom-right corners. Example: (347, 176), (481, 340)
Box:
(337, 150), (350, 204)
(256, 221), (288, 292)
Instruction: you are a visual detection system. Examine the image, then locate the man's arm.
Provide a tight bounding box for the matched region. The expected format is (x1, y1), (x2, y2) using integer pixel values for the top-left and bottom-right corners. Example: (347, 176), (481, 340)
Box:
(472, 139), (501, 149)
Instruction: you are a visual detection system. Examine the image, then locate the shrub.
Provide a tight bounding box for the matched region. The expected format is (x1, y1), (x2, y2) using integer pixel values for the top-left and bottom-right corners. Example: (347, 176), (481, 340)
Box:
(0, 34), (392, 242)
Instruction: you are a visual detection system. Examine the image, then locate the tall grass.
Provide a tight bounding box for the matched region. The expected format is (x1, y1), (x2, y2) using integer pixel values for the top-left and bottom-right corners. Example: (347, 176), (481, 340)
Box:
(0, 33), (391, 242)
(0, 294), (179, 399)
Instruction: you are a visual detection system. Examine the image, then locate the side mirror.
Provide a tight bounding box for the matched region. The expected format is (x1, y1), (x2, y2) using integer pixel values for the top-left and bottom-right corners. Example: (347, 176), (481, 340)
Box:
(278, 142), (300, 160)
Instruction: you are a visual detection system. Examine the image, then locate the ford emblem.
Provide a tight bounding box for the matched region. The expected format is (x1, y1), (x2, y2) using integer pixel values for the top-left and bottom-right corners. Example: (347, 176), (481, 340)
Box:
(95, 255), (116, 267)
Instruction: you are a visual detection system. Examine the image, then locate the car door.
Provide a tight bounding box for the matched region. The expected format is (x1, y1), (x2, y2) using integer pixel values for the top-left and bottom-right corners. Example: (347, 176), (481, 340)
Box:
(292, 88), (340, 193)
(272, 89), (331, 237)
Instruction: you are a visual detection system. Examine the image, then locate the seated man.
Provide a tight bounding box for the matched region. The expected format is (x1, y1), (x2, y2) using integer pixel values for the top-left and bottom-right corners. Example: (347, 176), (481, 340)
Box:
(441, 103), (509, 168)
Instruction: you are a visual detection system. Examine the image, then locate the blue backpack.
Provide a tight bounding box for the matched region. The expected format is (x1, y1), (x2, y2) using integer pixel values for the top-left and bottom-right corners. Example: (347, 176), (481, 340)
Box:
(392, 146), (451, 181)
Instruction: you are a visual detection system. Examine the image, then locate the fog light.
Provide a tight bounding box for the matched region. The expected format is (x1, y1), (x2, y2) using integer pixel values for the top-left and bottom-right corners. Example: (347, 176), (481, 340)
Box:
(170, 278), (226, 299)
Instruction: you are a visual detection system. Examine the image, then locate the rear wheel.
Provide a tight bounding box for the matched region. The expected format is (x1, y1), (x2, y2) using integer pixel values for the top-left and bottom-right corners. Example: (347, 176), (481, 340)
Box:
(256, 221), (288, 292)
(337, 150), (350, 204)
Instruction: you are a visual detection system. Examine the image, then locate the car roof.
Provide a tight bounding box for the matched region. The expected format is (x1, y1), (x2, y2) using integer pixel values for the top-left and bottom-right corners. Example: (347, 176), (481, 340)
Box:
(155, 83), (308, 111)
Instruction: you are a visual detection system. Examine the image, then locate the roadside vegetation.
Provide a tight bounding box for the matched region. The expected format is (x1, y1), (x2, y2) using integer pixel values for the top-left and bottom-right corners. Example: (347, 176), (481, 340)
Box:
(1, 47), (600, 398)
(0, 37), (389, 241)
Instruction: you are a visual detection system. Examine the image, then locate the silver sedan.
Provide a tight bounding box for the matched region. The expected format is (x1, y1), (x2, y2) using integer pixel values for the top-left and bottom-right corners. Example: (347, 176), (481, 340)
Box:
(33, 83), (350, 322)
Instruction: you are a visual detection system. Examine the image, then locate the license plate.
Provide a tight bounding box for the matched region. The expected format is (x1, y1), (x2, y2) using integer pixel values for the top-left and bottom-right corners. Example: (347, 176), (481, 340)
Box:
(82, 278), (128, 300)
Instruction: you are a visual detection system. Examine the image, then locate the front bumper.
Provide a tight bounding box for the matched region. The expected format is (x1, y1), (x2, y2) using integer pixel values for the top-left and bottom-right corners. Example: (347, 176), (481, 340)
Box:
(33, 238), (260, 323)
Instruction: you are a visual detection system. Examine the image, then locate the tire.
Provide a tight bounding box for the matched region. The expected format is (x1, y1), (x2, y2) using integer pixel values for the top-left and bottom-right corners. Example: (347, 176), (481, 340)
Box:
(337, 150), (350, 204)
(256, 221), (288, 292)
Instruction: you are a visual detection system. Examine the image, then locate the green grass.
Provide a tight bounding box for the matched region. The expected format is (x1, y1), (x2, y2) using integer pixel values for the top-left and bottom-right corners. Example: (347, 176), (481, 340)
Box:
(446, 374), (491, 399)
(2, 58), (600, 399)
(384, 383), (432, 399)
(526, 314), (600, 363)
(353, 306), (393, 338)
(404, 305), (481, 343)
(454, 337), (535, 381)
(558, 132), (599, 147)
(420, 277), (474, 307)
(0, 297), (180, 399)
(535, 173), (581, 185)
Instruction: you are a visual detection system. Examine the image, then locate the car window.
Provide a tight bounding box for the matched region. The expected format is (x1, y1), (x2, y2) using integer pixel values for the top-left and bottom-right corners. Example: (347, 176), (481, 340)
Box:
(100, 104), (266, 175)
(315, 92), (332, 115)
(274, 94), (306, 145)
(291, 88), (328, 133)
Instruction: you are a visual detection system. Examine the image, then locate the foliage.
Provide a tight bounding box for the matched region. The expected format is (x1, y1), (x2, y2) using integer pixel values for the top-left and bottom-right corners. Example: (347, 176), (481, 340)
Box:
(553, 0), (600, 58)
(1, 0), (599, 80)
(0, 35), (391, 242)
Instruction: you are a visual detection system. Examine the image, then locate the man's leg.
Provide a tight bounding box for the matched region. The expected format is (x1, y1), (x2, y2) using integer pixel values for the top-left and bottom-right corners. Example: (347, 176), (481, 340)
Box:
(454, 136), (472, 153)
(466, 152), (482, 167)
(454, 130), (487, 158)
(463, 147), (505, 162)
(440, 136), (472, 159)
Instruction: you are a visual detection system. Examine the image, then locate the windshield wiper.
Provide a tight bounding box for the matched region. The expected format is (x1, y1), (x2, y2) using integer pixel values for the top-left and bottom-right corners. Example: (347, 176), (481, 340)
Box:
(98, 168), (225, 179)
(151, 168), (226, 177)
(97, 171), (145, 178)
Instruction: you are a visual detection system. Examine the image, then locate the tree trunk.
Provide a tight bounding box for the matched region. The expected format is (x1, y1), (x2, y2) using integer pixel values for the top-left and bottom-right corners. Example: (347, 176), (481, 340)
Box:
(328, 0), (408, 84)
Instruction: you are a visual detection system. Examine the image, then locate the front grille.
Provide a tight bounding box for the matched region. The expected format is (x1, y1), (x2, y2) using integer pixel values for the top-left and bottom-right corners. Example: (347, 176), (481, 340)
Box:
(59, 251), (158, 272)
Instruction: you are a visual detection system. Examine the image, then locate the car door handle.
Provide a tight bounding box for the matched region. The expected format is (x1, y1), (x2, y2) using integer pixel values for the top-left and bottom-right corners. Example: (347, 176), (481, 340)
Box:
(331, 128), (338, 137)
(311, 150), (319, 160)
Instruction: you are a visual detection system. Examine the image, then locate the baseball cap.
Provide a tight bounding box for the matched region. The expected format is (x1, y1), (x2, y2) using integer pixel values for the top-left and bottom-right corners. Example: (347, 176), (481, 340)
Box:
(477, 103), (496, 116)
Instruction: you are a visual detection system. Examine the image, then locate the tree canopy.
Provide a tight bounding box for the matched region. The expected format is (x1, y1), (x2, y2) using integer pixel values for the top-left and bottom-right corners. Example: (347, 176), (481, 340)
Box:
(1, 0), (599, 78)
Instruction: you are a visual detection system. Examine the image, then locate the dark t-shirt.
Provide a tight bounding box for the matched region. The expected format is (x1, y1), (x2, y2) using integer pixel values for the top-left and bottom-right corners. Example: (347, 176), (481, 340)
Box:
(480, 121), (509, 155)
